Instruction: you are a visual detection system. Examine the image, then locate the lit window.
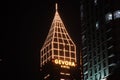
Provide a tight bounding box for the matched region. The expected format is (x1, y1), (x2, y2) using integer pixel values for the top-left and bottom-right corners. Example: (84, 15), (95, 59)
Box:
(114, 10), (120, 19)
(105, 13), (113, 21)
(82, 35), (85, 40)
(96, 21), (99, 29)
(94, 0), (97, 5)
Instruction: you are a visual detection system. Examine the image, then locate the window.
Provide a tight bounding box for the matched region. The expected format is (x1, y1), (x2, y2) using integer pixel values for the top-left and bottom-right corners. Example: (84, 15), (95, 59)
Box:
(60, 51), (64, 56)
(71, 46), (75, 51)
(94, 66), (97, 73)
(65, 52), (69, 57)
(109, 66), (114, 73)
(94, 0), (97, 5)
(71, 53), (75, 58)
(83, 65), (88, 72)
(103, 69), (107, 76)
(96, 21), (99, 29)
(95, 74), (98, 80)
(114, 10), (120, 19)
(64, 40), (68, 44)
(65, 45), (69, 50)
(89, 60), (92, 68)
(58, 33), (61, 37)
(98, 72), (101, 80)
(84, 74), (88, 80)
(82, 35), (85, 40)
(59, 44), (63, 49)
(54, 38), (57, 42)
(58, 28), (60, 32)
(62, 34), (66, 38)
(98, 63), (101, 71)
(83, 58), (87, 65)
(89, 69), (92, 76)
(98, 55), (100, 62)
(103, 60), (106, 67)
(54, 50), (58, 55)
(54, 43), (58, 48)
(94, 57), (97, 65)
(105, 13), (113, 21)
(59, 39), (63, 43)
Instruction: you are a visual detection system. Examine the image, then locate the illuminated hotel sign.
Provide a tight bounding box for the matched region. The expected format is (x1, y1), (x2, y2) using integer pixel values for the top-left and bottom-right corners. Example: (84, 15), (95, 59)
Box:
(54, 59), (75, 68)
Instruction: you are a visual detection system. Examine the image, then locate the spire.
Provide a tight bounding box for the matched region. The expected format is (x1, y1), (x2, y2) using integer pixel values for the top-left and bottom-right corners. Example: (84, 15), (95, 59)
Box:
(55, 3), (58, 11)
(40, 2), (76, 67)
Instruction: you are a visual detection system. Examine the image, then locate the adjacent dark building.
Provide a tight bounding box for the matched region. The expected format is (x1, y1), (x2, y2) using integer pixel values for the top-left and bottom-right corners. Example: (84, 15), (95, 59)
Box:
(80, 0), (120, 80)
(40, 3), (80, 80)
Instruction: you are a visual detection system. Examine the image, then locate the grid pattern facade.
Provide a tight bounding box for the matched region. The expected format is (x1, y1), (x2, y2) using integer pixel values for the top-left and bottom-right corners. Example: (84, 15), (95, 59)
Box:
(80, 0), (120, 80)
(40, 7), (76, 67)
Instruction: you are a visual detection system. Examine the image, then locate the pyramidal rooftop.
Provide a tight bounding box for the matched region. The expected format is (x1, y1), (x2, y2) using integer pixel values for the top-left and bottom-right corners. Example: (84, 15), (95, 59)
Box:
(40, 3), (76, 67)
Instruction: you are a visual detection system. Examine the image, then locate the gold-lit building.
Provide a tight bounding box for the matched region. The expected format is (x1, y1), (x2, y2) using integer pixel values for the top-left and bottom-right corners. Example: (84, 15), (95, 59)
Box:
(40, 3), (79, 80)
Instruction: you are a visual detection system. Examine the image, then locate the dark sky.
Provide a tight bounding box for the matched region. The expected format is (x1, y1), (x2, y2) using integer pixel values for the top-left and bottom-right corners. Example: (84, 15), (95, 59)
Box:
(5, 0), (81, 80)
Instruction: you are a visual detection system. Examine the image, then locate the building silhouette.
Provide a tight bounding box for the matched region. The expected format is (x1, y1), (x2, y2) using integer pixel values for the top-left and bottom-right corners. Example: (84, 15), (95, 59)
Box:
(80, 0), (120, 80)
(40, 3), (80, 80)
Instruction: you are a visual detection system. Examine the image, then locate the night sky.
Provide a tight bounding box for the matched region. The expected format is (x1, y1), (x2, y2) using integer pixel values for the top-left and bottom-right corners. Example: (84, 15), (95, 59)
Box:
(5, 0), (81, 80)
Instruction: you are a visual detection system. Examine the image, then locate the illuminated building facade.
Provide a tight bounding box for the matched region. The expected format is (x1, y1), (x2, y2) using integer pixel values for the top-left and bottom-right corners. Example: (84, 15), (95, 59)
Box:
(80, 0), (120, 80)
(40, 3), (79, 80)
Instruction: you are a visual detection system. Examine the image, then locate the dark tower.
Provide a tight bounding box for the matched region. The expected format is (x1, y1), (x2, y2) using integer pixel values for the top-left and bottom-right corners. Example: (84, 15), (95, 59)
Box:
(80, 0), (120, 80)
(40, 3), (80, 80)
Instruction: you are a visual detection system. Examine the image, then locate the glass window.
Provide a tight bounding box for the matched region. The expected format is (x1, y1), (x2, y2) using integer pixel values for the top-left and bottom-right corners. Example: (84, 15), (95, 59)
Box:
(89, 60), (92, 67)
(60, 57), (64, 60)
(71, 46), (75, 51)
(71, 59), (75, 62)
(98, 72), (101, 80)
(98, 63), (101, 71)
(103, 60), (106, 67)
(65, 52), (69, 57)
(65, 58), (70, 61)
(58, 33), (61, 37)
(95, 74), (98, 80)
(60, 50), (64, 56)
(54, 56), (58, 59)
(54, 50), (58, 55)
(54, 43), (58, 48)
(94, 0), (97, 5)
(62, 34), (66, 38)
(103, 69), (107, 76)
(83, 65), (88, 72)
(55, 28), (57, 31)
(59, 44), (63, 50)
(94, 66), (97, 73)
(59, 39), (63, 43)
(96, 21), (99, 29)
(89, 69), (92, 76)
(54, 38), (57, 42)
(105, 13), (113, 21)
(114, 10), (120, 19)
(82, 35), (85, 40)
(71, 53), (75, 58)
(64, 40), (68, 44)
(65, 45), (69, 50)
(84, 74), (88, 80)
(58, 28), (60, 32)
(94, 57), (97, 65)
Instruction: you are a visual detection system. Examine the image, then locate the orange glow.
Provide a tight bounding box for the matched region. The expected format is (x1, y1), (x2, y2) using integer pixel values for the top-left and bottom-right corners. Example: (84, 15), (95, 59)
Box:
(54, 59), (75, 67)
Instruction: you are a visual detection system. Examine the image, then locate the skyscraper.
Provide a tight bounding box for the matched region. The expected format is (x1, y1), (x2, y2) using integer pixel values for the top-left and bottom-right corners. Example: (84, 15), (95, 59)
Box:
(40, 3), (79, 80)
(80, 0), (120, 80)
